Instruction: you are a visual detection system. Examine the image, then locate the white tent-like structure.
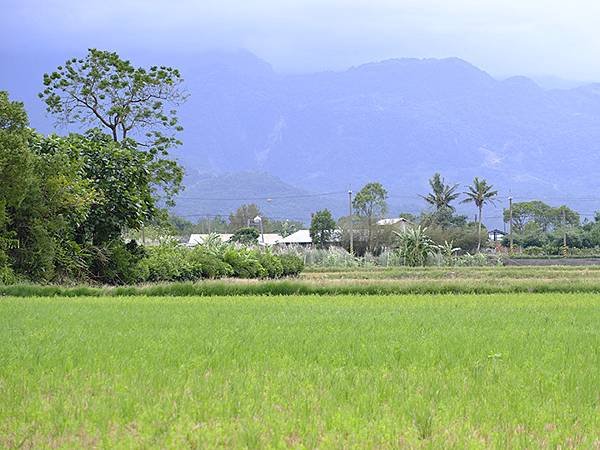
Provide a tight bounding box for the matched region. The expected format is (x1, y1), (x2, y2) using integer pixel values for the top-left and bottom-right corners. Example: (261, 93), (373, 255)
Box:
(278, 229), (313, 245)
(187, 234), (233, 246)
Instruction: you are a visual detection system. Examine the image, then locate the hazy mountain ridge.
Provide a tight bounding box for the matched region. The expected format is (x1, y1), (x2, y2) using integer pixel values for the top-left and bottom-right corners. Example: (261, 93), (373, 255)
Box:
(5, 49), (600, 222)
(175, 51), (600, 221)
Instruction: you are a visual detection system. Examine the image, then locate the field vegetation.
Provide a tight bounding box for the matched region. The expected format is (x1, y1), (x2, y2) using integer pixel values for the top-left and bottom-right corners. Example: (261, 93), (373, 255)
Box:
(3, 266), (600, 297)
(2, 293), (600, 448)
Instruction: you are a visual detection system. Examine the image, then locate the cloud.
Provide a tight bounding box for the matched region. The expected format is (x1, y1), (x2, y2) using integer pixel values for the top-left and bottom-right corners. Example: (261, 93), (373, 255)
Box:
(3, 0), (600, 79)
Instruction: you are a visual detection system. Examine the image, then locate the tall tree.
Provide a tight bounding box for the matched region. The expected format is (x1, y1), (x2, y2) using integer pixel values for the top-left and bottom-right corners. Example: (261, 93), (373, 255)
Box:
(38, 49), (187, 201)
(229, 204), (264, 231)
(422, 173), (460, 211)
(310, 209), (337, 249)
(503, 201), (579, 233)
(0, 91), (97, 281)
(461, 177), (498, 251)
(353, 182), (388, 252)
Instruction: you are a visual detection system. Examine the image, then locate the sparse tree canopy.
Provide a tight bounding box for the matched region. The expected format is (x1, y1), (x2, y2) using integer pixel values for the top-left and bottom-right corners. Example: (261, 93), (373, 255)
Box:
(422, 173), (460, 211)
(310, 209), (337, 249)
(353, 182), (388, 252)
(229, 204), (264, 231)
(353, 182), (388, 219)
(39, 49), (186, 149)
(39, 49), (187, 201)
(503, 201), (579, 233)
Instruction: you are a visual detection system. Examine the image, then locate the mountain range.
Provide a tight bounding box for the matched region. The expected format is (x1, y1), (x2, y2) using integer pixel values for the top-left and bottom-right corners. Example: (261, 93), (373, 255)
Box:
(172, 50), (600, 223)
(5, 49), (600, 224)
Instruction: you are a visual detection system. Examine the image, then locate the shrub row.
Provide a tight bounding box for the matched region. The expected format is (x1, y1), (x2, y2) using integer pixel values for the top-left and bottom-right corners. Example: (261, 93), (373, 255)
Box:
(136, 242), (304, 283)
(4, 278), (600, 297)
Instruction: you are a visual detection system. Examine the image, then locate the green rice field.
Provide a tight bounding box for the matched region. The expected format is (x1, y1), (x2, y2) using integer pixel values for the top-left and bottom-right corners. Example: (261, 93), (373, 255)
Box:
(2, 292), (600, 448)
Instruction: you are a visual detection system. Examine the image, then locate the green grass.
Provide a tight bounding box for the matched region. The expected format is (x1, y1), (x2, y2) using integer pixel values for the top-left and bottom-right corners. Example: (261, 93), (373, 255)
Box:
(2, 294), (600, 447)
(5, 265), (600, 297)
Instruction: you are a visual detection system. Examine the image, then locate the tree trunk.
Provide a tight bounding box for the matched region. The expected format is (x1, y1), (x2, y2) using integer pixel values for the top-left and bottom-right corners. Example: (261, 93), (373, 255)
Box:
(367, 215), (372, 253)
(477, 205), (482, 252)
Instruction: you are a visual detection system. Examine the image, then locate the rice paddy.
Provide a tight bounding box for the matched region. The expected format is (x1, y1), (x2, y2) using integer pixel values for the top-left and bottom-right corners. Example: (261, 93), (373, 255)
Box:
(2, 292), (600, 447)
(4, 265), (600, 297)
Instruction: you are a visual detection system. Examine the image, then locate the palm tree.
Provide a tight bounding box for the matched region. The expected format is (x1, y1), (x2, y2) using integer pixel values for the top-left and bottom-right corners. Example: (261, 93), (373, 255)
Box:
(461, 177), (498, 251)
(422, 173), (460, 211)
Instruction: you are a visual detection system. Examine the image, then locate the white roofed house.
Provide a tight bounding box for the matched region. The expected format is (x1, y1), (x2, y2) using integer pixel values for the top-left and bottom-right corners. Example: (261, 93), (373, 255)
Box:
(257, 233), (284, 246)
(278, 229), (342, 247)
(488, 229), (507, 242)
(187, 233), (283, 247)
(278, 229), (313, 246)
(376, 217), (412, 232)
(187, 233), (233, 246)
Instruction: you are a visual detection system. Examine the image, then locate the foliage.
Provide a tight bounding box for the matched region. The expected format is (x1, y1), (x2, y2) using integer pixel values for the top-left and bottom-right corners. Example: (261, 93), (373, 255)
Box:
(91, 240), (148, 285)
(139, 241), (192, 282)
(4, 293), (600, 447)
(230, 227), (260, 245)
(461, 177), (498, 251)
(229, 204), (263, 231)
(39, 48), (186, 202)
(353, 182), (388, 220)
(278, 254), (305, 276)
(310, 209), (337, 249)
(0, 92), (97, 282)
(422, 173), (460, 211)
(257, 250), (284, 279)
(187, 246), (233, 279)
(426, 222), (481, 254)
(439, 240), (461, 265)
(222, 247), (267, 278)
(504, 201), (579, 233)
(54, 131), (156, 244)
(353, 182), (388, 252)
(135, 241), (301, 282)
(268, 219), (303, 237)
(395, 226), (440, 267)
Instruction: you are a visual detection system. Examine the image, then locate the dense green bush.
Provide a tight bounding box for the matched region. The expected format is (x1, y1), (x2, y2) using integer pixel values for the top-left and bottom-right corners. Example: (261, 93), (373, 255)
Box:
(258, 251), (284, 278)
(0, 264), (16, 285)
(94, 241), (148, 285)
(223, 248), (267, 279)
(140, 242), (192, 282)
(133, 242), (303, 283)
(279, 254), (305, 276)
(187, 246), (233, 279)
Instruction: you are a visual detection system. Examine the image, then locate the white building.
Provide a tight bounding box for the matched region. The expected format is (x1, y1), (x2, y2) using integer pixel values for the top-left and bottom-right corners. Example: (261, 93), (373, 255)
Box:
(187, 233), (283, 247)
(187, 234), (233, 246)
(278, 229), (313, 245)
(258, 233), (284, 246)
(376, 217), (412, 232)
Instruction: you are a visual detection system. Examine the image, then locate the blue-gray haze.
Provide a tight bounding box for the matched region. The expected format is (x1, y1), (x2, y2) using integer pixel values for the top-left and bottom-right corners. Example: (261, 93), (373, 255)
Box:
(3, 0), (600, 224)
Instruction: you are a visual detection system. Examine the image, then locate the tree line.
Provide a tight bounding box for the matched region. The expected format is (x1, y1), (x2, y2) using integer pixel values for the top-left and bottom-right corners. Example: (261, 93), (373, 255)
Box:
(1, 49), (186, 283)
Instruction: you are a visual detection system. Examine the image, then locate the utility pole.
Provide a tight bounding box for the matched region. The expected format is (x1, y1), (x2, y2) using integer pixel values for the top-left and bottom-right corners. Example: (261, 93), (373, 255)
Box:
(254, 216), (264, 245)
(562, 208), (567, 255)
(348, 190), (354, 255)
(207, 214), (211, 234)
(508, 196), (513, 253)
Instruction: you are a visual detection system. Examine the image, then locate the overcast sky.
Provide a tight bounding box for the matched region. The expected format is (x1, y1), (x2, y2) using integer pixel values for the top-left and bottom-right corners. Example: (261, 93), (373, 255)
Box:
(3, 0), (600, 81)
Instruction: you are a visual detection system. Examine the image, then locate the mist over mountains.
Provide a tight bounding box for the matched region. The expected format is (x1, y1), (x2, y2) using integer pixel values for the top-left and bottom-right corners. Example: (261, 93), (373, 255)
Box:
(172, 50), (600, 223)
(5, 49), (600, 224)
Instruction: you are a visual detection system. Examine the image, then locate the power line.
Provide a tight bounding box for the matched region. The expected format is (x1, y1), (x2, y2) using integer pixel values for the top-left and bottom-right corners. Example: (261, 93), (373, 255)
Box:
(177, 212), (307, 222)
(176, 191), (347, 201)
